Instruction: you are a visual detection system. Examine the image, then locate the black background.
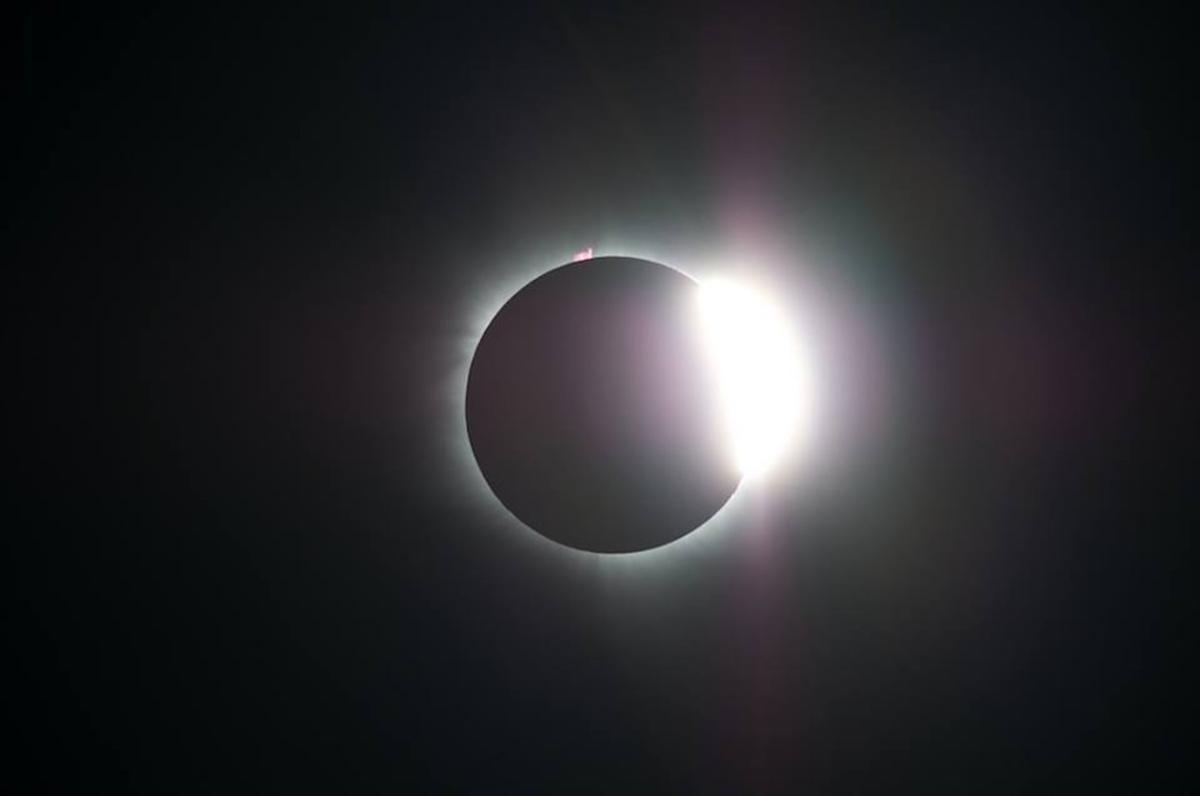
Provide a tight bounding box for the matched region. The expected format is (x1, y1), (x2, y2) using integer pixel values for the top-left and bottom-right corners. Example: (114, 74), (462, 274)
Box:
(13, 2), (1191, 791)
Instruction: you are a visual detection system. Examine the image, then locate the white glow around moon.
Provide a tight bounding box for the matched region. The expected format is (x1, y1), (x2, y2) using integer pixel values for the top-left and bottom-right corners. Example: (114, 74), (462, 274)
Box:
(695, 279), (815, 478)
(446, 241), (886, 563)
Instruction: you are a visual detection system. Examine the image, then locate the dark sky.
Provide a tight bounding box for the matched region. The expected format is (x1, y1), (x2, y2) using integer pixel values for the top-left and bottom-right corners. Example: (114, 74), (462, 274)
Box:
(14, 2), (1190, 792)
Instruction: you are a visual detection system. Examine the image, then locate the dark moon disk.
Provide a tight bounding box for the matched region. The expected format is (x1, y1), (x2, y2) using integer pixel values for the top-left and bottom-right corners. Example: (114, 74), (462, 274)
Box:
(466, 256), (741, 553)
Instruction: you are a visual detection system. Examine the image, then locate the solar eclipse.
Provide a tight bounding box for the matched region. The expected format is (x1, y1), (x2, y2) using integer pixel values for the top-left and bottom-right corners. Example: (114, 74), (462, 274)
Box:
(465, 255), (811, 553)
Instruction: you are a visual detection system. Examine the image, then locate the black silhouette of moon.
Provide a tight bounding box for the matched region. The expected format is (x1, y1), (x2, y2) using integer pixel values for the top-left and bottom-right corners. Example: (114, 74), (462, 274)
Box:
(466, 256), (741, 553)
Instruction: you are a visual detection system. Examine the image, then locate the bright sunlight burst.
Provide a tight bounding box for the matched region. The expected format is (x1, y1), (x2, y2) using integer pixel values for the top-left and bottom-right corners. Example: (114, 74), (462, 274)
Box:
(695, 279), (814, 477)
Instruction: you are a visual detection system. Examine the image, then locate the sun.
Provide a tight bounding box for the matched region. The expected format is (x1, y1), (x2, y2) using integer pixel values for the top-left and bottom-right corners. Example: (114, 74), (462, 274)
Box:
(449, 246), (836, 563)
(694, 278), (815, 478)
